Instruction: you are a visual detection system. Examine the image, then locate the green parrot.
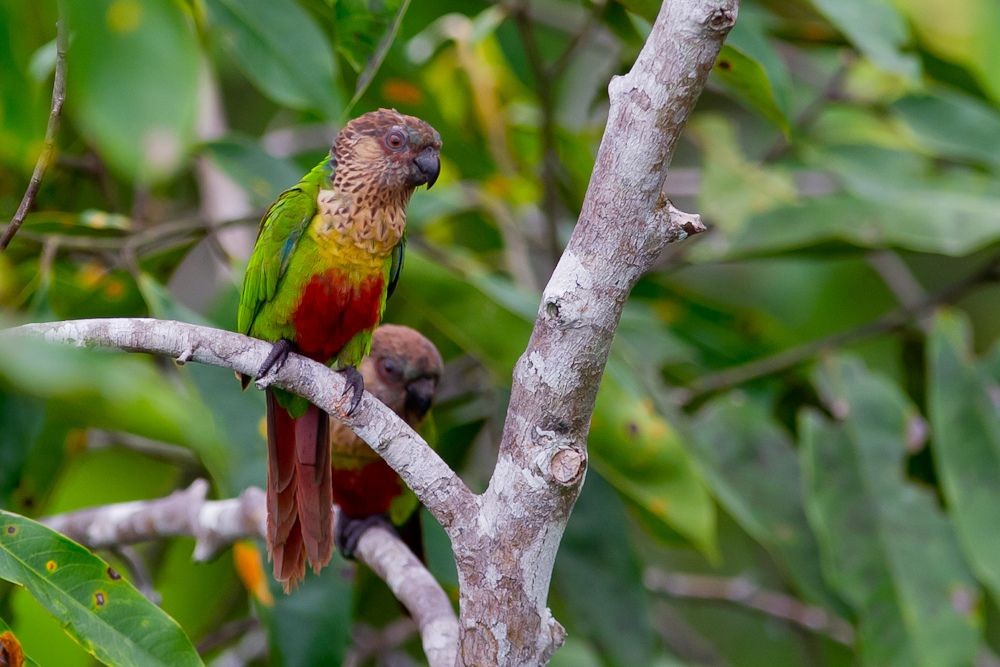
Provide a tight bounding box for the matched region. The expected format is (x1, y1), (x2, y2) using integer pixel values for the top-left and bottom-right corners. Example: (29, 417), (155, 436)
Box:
(237, 109), (441, 591)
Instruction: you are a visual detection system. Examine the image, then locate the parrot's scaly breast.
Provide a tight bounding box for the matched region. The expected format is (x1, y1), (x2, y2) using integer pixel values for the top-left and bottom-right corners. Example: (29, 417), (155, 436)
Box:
(315, 185), (407, 257)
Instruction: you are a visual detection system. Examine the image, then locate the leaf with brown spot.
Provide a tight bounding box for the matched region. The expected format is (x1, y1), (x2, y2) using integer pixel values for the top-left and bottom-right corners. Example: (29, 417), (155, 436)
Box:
(0, 511), (202, 666)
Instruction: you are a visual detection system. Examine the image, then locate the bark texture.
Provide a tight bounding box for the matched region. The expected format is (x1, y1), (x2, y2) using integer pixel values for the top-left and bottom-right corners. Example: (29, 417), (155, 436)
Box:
(452, 0), (735, 662)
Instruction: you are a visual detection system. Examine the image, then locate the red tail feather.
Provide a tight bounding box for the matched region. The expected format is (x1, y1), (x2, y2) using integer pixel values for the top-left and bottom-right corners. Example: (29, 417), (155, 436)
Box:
(265, 392), (334, 591)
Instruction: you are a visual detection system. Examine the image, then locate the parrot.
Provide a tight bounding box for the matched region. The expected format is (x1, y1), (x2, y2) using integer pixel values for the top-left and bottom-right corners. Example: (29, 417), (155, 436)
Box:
(237, 109), (441, 591)
(328, 324), (444, 560)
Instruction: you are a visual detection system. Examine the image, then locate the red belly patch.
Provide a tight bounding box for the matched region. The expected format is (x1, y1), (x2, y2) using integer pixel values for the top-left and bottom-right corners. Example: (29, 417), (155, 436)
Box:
(331, 460), (401, 518)
(292, 271), (384, 361)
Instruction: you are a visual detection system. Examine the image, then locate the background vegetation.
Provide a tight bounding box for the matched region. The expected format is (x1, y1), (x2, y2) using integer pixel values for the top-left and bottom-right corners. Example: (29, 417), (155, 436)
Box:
(1, 0), (999, 665)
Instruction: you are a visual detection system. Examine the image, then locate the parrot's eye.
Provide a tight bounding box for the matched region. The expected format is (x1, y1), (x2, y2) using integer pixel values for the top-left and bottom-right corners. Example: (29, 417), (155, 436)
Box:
(385, 129), (407, 151)
(380, 357), (404, 381)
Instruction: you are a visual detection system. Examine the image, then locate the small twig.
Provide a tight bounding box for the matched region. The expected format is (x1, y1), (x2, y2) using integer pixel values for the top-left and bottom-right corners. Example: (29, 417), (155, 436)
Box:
(197, 617), (259, 655)
(208, 625), (268, 667)
(680, 253), (1000, 402)
(110, 545), (161, 604)
(645, 569), (855, 645)
(1, 8), (68, 251)
(345, 618), (418, 667)
(87, 430), (202, 468)
(866, 249), (930, 332)
(761, 59), (849, 163)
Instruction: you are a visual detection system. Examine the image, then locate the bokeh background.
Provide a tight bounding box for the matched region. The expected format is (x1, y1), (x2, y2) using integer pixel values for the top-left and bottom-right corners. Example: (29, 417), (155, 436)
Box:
(2, 0), (1000, 665)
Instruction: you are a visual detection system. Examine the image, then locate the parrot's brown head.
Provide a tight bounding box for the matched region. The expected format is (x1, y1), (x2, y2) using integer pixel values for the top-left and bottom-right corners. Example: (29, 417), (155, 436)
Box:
(361, 324), (444, 427)
(333, 108), (442, 193)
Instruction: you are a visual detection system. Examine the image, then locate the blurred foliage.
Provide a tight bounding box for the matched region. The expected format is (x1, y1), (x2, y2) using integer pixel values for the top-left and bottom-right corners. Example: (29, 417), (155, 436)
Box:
(1, 0), (999, 665)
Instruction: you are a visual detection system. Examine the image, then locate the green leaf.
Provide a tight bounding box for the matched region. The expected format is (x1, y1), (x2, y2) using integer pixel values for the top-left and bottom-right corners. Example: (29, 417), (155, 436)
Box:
(205, 0), (342, 117)
(66, 0), (199, 183)
(928, 311), (1000, 601)
(689, 393), (841, 609)
(613, 0), (659, 21)
(711, 45), (790, 133)
(896, 0), (1000, 105)
(260, 555), (352, 667)
(688, 115), (797, 233)
(0, 511), (202, 666)
(893, 90), (1000, 166)
(801, 357), (980, 667)
(728, 145), (1000, 258)
(0, 336), (227, 484)
(809, 0), (919, 77)
(591, 368), (716, 557)
(0, 393), (44, 508)
(0, 3), (47, 174)
(202, 137), (303, 207)
(21, 211), (132, 237)
(554, 472), (657, 666)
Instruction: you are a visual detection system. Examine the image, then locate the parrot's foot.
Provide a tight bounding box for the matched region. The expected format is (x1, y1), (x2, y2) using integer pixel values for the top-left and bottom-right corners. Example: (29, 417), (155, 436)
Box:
(256, 338), (293, 382)
(335, 513), (394, 559)
(337, 365), (365, 414)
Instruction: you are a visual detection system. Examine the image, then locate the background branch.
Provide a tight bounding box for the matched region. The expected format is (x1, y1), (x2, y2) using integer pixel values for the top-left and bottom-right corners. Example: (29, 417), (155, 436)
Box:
(43, 479), (459, 667)
(1, 5), (68, 251)
(645, 569), (856, 645)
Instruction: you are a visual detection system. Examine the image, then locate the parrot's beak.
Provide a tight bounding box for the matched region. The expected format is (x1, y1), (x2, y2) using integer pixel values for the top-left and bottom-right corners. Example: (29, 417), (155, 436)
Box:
(405, 377), (436, 420)
(411, 149), (440, 189)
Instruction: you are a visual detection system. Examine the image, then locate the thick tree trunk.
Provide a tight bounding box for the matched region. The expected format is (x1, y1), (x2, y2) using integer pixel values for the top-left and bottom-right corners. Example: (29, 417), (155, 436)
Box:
(452, 1), (736, 663)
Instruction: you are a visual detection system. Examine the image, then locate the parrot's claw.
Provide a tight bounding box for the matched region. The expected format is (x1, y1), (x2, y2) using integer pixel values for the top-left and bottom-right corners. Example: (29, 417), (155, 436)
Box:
(337, 365), (365, 414)
(335, 513), (394, 559)
(256, 338), (293, 381)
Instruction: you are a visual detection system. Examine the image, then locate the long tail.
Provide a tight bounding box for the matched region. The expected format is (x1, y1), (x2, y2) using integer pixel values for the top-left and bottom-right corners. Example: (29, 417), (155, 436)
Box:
(265, 391), (333, 591)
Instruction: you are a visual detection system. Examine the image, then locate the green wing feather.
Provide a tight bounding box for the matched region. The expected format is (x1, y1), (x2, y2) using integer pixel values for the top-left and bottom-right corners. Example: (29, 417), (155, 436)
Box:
(386, 233), (406, 300)
(238, 158), (333, 336)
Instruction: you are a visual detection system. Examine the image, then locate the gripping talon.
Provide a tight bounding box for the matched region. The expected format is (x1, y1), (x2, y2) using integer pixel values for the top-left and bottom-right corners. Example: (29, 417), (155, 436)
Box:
(257, 338), (293, 379)
(338, 366), (365, 414)
(335, 513), (393, 559)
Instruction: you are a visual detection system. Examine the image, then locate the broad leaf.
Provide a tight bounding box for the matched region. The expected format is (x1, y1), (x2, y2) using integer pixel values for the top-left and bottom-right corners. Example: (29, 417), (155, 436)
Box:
(205, 0), (342, 117)
(66, 0), (199, 183)
(897, 0), (1000, 104)
(711, 45), (790, 133)
(810, 0), (919, 77)
(928, 311), (1000, 601)
(202, 138), (304, 207)
(259, 555), (352, 667)
(690, 394), (840, 609)
(0, 511), (202, 666)
(0, 336), (227, 483)
(554, 472), (657, 667)
(802, 357), (979, 667)
(893, 91), (1000, 167)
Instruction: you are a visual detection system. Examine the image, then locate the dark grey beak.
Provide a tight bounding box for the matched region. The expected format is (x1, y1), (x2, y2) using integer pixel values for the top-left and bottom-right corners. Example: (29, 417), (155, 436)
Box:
(412, 149), (440, 189)
(405, 377), (436, 419)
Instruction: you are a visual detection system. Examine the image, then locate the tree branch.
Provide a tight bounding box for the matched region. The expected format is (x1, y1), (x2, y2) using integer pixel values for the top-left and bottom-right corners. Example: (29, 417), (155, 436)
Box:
(7, 318), (477, 534)
(1, 6), (68, 251)
(679, 252), (1000, 403)
(452, 0), (735, 663)
(645, 569), (855, 645)
(43, 479), (459, 667)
